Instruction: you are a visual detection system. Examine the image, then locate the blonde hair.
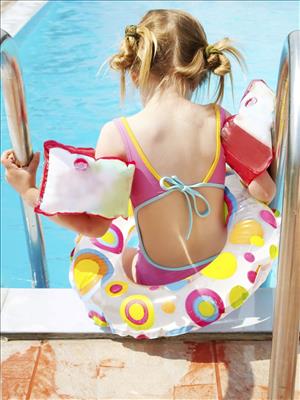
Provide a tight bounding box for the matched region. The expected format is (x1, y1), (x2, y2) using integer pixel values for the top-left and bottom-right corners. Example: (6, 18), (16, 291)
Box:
(109, 9), (245, 103)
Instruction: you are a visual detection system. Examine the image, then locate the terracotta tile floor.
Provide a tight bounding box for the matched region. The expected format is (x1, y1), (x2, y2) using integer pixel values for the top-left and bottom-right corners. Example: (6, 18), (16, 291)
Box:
(1, 338), (300, 400)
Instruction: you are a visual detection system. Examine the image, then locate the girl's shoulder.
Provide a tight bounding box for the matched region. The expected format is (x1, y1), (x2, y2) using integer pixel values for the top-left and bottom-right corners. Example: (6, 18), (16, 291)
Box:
(95, 119), (127, 161)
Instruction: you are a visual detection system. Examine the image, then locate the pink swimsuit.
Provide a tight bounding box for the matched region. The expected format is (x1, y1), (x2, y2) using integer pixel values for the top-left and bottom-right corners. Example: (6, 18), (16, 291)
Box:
(113, 105), (227, 285)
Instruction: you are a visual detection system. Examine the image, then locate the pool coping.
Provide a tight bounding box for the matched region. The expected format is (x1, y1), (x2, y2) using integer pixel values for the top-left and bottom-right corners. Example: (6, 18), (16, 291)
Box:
(1, 287), (277, 338)
(1, 0), (48, 37)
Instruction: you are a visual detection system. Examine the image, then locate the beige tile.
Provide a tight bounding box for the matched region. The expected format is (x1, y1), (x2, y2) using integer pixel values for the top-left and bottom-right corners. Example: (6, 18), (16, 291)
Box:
(175, 341), (216, 385)
(28, 339), (217, 400)
(173, 384), (217, 399)
(1, 340), (41, 400)
(215, 340), (300, 400)
(2, 338), (298, 400)
(1, 340), (40, 361)
(215, 340), (270, 399)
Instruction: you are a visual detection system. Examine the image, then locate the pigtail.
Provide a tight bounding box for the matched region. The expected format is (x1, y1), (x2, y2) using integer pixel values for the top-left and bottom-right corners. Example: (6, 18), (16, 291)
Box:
(109, 28), (139, 101)
(205, 38), (246, 103)
(107, 10), (245, 103)
(136, 25), (157, 91)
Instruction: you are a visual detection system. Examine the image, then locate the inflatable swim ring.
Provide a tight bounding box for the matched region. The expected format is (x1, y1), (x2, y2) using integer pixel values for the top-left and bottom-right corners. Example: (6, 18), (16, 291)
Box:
(69, 173), (280, 339)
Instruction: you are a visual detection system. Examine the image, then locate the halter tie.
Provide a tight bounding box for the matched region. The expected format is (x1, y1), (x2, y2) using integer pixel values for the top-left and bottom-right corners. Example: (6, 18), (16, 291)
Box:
(159, 175), (225, 240)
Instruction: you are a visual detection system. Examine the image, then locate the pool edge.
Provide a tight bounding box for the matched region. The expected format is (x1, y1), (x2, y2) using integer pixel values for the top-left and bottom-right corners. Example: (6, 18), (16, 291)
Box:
(1, 0), (48, 37)
(1, 287), (276, 335)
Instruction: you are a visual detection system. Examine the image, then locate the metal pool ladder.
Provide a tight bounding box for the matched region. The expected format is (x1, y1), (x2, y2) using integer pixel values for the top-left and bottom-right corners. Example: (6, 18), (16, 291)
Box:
(268, 30), (300, 400)
(0, 28), (48, 288)
(1, 27), (299, 399)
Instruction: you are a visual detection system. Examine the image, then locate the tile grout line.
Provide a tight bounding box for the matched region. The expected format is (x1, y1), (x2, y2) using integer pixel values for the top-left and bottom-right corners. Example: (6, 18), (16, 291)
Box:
(212, 341), (223, 400)
(25, 340), (44, 400)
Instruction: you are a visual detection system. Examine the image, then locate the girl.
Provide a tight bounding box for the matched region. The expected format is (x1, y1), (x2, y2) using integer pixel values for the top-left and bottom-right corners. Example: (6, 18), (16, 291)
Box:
(2, 9), (276, 286)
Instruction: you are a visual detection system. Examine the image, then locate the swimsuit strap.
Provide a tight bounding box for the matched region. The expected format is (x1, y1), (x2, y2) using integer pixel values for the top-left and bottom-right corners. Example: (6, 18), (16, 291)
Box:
(159, 175), (225, 240)
(113, 117), (162, 205)
(219, 106), (227, 128)
(113, 118), (135, 162)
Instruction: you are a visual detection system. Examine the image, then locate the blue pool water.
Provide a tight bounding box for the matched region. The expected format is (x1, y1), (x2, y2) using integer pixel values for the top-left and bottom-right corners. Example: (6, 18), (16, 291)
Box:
(1, 1), (298, 287)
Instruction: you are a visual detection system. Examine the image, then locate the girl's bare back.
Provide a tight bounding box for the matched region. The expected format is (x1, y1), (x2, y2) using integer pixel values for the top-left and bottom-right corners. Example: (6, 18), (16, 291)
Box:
(119, 98), (227, 269)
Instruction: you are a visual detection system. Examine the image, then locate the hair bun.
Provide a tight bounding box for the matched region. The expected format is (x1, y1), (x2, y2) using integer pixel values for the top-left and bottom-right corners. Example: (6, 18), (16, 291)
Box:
(205, 44), (222, 58)
(205, 43), (230, 77)
(125, 25), (139, 39)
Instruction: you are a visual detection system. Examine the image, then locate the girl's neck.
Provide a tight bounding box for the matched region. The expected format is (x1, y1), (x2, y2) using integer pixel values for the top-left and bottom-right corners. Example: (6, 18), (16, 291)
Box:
(141, 81), (193, 110)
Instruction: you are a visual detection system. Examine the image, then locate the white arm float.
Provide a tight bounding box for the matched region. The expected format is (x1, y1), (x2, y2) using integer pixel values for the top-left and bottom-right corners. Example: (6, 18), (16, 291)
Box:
(35, 140), (135, 219)
(222, 80), (275, 185)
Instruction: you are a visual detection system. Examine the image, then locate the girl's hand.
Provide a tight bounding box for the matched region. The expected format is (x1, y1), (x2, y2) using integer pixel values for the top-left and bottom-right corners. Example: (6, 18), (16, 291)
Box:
(1, 149), (40, 196)
(248, 170), (276, 204)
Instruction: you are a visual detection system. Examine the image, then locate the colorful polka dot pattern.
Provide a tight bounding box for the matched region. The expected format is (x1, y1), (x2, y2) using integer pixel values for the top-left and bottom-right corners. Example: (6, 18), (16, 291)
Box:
(201, 252), (237, 279)
(88, 310), (109, 327)
(244, 252), (255, 262)
(260, 210), (277, 228)
(69, 177), (281, 339)
(120, 295), (155, 330)
(72, 249), (112, 296)
(269, 245), (278, 260)
(91, 224), (124, 254)
(161, 301), (176, 314)
(229, 285), (249, 308)
(185, 289), (225, 327)
(105, 281), (128, 297)
(250, 235), (265, 247)
(229, 220), (263, 244)
(247, 270), (257, 283)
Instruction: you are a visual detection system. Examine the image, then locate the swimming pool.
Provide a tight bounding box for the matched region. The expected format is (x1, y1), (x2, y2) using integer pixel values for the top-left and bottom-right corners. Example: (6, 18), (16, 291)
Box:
(1, 1), (298, 288)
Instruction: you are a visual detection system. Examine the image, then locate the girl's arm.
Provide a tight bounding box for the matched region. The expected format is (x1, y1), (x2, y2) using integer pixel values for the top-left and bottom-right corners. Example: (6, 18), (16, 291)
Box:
(1, 123), (125, 238)
(22, 186), (111, 237)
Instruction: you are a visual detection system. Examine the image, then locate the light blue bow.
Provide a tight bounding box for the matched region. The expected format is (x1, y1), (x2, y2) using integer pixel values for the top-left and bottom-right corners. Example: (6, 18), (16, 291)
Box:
(159, 175), (224, 240)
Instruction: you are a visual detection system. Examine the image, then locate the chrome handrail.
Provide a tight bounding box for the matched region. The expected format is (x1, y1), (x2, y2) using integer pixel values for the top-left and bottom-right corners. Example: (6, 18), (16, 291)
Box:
(1, 28), (48, 288)
(268, 30), (300, 399)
